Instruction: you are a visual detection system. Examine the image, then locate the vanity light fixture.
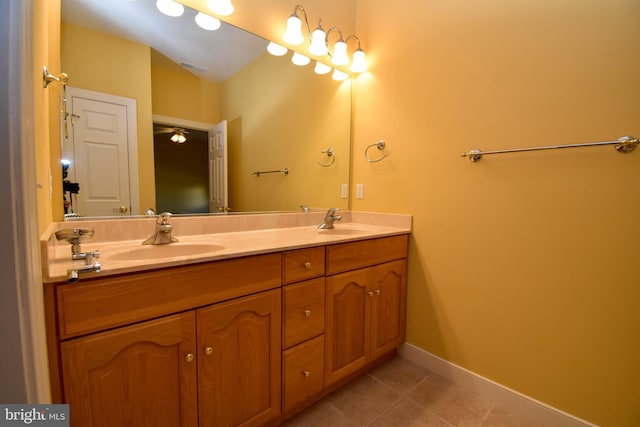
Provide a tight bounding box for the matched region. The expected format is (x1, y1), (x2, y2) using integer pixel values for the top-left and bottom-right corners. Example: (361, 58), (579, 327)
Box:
(156, 0), (184, 17)
(332, 69), (349, 81)
(206, 0), (235, 16)
(270, 4), (368, 78)
(195, 12), (221, 31)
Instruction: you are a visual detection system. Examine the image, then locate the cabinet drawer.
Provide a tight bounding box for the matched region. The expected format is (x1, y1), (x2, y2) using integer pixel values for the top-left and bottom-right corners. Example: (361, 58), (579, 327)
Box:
(326, 234), (409, 275)
(282, 335), (324, 413)
(57, 253), (282, 339)
(282, 278), (325, 349)
(283, 247), (325, 284)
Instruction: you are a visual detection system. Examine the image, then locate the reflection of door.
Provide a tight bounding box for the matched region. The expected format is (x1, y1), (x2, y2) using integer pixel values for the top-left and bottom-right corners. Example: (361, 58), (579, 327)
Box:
(209, 120), (228, 213)
(66, 87), (139, 216)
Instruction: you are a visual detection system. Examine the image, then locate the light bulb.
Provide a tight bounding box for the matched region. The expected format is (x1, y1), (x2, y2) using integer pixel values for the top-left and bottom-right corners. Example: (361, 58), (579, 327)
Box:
(291, 52), (311, 66)
(332, 69), (349, 81)
(309, 28), (328, 56)
(331, 40), (349, 66)
(314, 62), (332, 75)
(156, 0), (184, 17)
(206, 0), (234, 16)
(350, 49), (367, 73)
(267, 42), (288, 56)
(283, 16), (304, 45)
(171, 133), (186, 144)
(195, 12), (221, 31)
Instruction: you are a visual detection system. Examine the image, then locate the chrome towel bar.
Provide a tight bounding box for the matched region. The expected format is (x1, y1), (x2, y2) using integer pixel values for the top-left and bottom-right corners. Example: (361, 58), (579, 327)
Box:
(461, 135), (638, 162)
(252, 168), (289, 177)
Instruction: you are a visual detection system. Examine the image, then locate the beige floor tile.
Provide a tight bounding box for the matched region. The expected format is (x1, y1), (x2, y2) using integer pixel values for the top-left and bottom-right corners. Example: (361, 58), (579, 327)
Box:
(370, 397), (454, 427)
(282, 400), (357, 427)
(325, 374), (402, 425)
(481, 405), (541, 427)
(368, 355), (431, 394)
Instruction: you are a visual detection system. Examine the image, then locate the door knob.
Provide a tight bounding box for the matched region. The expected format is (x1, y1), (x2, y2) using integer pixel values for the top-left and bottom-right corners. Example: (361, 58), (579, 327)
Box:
(112, 206), (128, 213)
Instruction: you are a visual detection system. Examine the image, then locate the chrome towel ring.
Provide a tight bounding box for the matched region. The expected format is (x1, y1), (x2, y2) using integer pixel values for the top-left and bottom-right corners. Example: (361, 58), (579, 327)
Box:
(318, 148), (336, 167)
(365, 140), (387, 163)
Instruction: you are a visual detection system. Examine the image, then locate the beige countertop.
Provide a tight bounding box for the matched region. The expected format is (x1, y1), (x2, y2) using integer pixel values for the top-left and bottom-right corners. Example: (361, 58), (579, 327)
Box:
(41, 211), (411, 283)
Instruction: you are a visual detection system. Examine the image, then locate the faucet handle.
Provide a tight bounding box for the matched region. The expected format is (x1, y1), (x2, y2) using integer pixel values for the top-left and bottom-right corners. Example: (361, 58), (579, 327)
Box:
(158, 212), (173, 224)
(326, 207), (339, 216)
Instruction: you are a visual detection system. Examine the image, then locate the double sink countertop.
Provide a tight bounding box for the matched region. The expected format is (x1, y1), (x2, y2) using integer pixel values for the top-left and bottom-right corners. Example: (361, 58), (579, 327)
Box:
(40, 211), (412, 283)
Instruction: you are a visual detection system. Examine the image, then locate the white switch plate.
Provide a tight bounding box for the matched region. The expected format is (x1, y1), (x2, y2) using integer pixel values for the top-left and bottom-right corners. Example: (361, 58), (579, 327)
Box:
(341, 183), (348, 199)
(356, 183), (364, 199)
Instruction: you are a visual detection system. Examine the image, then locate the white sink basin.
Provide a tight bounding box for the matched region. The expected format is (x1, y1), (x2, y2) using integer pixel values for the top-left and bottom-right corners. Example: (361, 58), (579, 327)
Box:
(106, 243), (224, 261)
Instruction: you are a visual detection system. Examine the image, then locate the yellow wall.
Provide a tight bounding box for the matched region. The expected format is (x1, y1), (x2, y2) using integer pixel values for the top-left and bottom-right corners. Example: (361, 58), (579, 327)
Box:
(220, 52), (350, 212)
(34, 0), (61, 232)
(60, 23), (155, 213)
(150, 50), (220, 123)
(352, 0), (640, 425)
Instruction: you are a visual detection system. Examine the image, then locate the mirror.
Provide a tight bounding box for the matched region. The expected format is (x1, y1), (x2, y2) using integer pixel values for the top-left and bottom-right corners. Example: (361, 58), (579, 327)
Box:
(59, 0), (351, 218)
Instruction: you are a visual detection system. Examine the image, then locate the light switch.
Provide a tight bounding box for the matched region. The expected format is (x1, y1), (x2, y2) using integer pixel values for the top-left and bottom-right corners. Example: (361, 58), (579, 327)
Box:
(341, 183), (348, 199)
(356, 183), (364, 199)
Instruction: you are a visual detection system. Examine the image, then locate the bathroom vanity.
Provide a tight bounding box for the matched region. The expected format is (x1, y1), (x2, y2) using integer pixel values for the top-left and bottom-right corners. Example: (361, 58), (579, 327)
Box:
(41, 211), (410, 426)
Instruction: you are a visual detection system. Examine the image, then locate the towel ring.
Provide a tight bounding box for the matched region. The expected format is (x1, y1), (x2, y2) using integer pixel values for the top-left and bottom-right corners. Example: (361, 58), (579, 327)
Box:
(365, 140), (387, 163)
(318, 148), (336, 167)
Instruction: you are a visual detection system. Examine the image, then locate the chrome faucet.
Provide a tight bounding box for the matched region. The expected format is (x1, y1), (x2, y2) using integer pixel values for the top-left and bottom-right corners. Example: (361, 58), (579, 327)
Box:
(318, 208), (342, 229)
(143, 212), (178, 245)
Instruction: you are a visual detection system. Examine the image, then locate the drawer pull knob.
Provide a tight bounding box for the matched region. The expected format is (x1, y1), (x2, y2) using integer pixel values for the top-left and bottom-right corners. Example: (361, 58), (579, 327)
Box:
(185, 353), (194, 363)
(304, 309), (311, 317)
(303, 370), (311, 377)
(304, 262), (311, 269)
(204, 347), (213, 356)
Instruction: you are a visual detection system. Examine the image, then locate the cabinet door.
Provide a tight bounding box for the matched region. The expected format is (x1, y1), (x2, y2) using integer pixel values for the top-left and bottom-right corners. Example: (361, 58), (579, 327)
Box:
(60, 312), (197, 427)
(370, 260), (407, 360)
(325, 268), (371, 386)
(197, 289), (281, 427)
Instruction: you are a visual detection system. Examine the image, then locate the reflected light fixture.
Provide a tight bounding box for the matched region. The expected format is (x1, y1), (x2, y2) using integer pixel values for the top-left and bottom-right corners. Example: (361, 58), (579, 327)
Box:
(291, 52), (311, 66)
(314, 61), (332, 75)
(332, 69), (349, 81)
(328, 28), (349, 66)
(195, 12), (221, 31)
(170, 130), (187, 144)
(206, 0), (235, 16)
(156, 0), (184, 17)
(267, 42), (288, 56)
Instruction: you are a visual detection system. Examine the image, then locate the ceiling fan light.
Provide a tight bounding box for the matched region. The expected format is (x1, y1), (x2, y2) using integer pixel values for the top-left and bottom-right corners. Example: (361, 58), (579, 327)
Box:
(291, 52), (311, 66)
(156, 0), (184, 17)
(283, 16), (305, 45)
(195, 12), (221, 31)
(206, 0), (234, 16)
(267, 42), (288, 56)
(314, 61), (332, 75)
(331, 40), (349, 66)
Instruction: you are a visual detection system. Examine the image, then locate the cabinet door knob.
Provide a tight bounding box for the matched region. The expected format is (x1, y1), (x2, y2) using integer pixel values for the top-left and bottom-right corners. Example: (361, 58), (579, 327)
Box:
(303, 370), (311, 377)
(185, 353), (194, 362)
(304, 309), (311, 317)
(368, 291), (374, 297)
(304, 262), (311, 269)
(204, 347), (213, 356)
(375, 289), (381, 295)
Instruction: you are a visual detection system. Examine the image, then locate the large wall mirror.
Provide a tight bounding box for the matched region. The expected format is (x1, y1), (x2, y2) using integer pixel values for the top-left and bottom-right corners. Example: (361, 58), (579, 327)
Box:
(59, 0), (351, 218)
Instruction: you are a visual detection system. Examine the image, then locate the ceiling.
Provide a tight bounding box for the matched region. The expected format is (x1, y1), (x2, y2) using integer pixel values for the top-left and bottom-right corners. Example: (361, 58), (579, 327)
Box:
(61, 0), (269, 82)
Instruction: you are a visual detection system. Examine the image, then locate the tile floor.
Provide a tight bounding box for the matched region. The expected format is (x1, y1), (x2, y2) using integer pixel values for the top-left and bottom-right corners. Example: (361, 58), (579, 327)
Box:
(283, 355), (537, 427)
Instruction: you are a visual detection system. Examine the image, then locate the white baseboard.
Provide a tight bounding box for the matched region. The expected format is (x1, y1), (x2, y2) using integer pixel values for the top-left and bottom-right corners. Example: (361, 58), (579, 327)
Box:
(398, 343), (598, 427)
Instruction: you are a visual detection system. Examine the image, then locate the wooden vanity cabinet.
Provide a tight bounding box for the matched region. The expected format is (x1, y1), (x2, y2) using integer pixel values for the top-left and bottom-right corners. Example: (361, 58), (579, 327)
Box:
(324, 236), (408, 386)
(60, 312), (198, 427)
(49, 253), (282, 427)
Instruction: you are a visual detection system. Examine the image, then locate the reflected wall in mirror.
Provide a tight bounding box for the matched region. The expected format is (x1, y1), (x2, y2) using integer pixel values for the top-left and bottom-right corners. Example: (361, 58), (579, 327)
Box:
(59, 0), (351, 218)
